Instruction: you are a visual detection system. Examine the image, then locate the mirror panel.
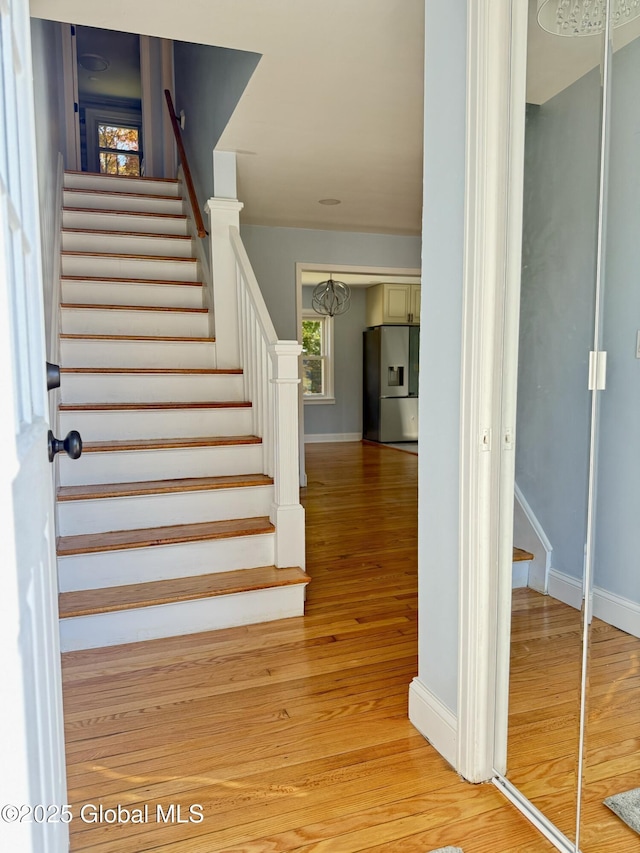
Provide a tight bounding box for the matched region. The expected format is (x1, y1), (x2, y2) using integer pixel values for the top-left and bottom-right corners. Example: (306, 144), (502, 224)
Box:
(502, 2), (605, 842)
(580, 14), (640, 850)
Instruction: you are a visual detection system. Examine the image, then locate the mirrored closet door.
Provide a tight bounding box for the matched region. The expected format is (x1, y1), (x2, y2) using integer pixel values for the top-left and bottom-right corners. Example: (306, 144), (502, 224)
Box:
(502, 2), (605, 845)
(497, 1), (640, 850)
(579, 9), (640, 850)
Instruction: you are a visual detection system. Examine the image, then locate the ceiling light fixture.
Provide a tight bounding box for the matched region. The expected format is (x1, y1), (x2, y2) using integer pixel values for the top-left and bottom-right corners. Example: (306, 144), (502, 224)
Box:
(78, 53), (110, 72)
(318, 198), (341, 205)
(537, 0), (640, 36)
(312, 275), (351, 317)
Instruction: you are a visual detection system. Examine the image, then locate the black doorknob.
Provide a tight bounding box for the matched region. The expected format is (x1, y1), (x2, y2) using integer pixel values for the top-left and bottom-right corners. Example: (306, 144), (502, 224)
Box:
(46, 362), (61, 391)
(48, 429), (82, 463)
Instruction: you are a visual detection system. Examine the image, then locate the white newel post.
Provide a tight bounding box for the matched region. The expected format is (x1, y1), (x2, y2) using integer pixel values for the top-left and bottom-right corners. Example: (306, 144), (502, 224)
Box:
(269, 341), (306, 570)
(205, 197), (244, 368)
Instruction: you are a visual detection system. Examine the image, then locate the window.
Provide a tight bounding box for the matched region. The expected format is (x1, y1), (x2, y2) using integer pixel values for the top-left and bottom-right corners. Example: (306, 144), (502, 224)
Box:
(98, 124), (141, 176)
(302, 312), (334, 403)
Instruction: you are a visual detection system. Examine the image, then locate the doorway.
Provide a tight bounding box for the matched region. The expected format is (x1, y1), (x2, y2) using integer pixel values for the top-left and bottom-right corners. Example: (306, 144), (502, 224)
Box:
(294, 263), (421, 486)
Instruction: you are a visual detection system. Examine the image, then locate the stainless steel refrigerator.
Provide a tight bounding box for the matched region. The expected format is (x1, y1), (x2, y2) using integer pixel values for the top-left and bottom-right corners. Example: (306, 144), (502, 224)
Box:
(363, 325), (419, 442)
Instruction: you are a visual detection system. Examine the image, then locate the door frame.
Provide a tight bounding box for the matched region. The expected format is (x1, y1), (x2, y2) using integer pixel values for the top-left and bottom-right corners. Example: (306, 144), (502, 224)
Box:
(294, 261), (421, 487)
(456, 0), (528, 783)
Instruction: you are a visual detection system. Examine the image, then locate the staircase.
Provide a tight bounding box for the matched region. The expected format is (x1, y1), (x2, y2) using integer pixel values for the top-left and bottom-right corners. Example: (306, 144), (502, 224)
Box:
(56, 171), (309, 651)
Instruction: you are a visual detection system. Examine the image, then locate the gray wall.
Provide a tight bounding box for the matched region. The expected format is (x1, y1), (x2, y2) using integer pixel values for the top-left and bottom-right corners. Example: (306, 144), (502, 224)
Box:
(240, 225), (421, 439)
(593, 37), (640, 603)
(518, 38), (640, 607)
(415, 0), (468, 714)
(301, 285), (367, 437)
(30, 18), (67, 359)
(517, 74), (601, 583)
(240, 224), (421, 338)
(173, 42), (260, 202)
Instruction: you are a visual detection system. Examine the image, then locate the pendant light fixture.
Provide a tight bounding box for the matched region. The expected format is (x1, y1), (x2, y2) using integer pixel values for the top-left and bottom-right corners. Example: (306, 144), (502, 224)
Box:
(537, 0), (640, 36)
(311, 274), (351, 317)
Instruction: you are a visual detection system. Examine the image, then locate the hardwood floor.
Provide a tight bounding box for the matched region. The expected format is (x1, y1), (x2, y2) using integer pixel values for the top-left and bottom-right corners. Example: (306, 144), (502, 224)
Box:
(61, 442), (554, 852)
(507, 589), (640, 851)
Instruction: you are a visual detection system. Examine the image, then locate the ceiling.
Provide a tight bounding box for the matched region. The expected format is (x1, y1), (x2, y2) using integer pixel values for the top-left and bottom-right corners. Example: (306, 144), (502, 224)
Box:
(30, 0), (640, 234)
(301, 270), (421, 288)
(76, 26), (141, 102)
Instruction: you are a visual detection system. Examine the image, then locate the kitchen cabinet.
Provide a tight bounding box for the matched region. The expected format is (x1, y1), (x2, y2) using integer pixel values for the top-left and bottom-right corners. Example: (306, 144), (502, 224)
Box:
(366, 283), (421, 326)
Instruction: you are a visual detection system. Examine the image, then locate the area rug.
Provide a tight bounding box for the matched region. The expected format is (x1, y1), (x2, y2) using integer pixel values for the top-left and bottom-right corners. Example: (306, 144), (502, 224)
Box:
(426, 848), (464, 853)
(604, 787), (640, 834)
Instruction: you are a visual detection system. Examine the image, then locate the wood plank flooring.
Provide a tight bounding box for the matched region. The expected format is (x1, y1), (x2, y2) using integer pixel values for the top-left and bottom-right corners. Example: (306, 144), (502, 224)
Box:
(507, 589), (640, 851)
(61, 442), (555, 852)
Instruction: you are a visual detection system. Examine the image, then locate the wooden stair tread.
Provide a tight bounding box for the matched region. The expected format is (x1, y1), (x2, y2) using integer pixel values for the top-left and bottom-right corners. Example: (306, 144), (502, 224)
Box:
(63, 188), (180, 201)
(61, 302), (207, 314)
(513, 547), (534, 562)
(63, 228), (192, 240)
(61, 251), (197, 262)
(57, 516), (275, 556)
(60, 333), (214, 342)
(59, 566), (309, 618)
(57, 473), (274, 502)
(59, 401), (250, 411)
(82, 435), (261, 452)
(63, 207), (187, 220)
(59, 366), (239, 375)
(61, 275), (200, 286)
(64, 170), (179, 184)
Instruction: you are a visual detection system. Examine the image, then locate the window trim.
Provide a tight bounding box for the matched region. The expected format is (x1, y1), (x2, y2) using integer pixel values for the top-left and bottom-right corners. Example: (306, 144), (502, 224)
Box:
(301, 311), (335, 404)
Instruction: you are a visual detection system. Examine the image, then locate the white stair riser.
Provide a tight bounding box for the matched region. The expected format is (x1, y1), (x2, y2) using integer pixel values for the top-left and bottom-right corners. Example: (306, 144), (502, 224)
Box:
(59, 406), (252, 441)
(60, 338), (217, 369)
(61, 280), (203, 309)
(59, 584), (305, 651)
(61, 254), (199, 282)
(512, 560), (531, 589)
(62, 231), (195, 258)
(60, 306), (208, 337)
(57, 485), (274, 536)
(59, 443), (264, 486)
(60, 373), (243, 404)
(64, 173), (181, 196)
(58, 533), (275, 591)
(63, 209), (189, 236)
(63, 190), (184, 215)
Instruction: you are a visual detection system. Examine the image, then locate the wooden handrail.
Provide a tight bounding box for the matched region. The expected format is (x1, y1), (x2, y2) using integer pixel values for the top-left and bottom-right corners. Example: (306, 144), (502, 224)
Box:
(164, 89), (207, 238)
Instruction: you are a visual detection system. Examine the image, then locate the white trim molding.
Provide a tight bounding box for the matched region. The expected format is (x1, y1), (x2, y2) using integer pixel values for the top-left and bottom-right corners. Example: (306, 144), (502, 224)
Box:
(457, 0), (528, 784)
(408, 678), (457, 769)
(593, 586), (640, 639)
(304, 432), (361, 444)
(514, 482), (553, 593)
(548, 568), (583, 610)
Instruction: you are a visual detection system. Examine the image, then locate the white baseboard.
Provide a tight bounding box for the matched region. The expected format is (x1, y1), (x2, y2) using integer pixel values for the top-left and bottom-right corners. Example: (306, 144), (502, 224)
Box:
(547, 568), (583, 610)
(593, 585), (640, 640)
(304, 432), (361, 444)
(408, 677), (457, 769)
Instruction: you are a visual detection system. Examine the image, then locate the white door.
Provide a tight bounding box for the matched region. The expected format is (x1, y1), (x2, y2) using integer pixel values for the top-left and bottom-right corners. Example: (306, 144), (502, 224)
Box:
(0, 2), (68, 852)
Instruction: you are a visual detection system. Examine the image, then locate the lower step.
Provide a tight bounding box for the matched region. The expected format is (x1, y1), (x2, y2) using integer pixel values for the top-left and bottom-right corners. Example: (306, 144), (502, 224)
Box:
(56, 474), (274, 536)
(59, 566), (310, 651)
(58, 436), (263, 486)
(512, 546), (534, 589)
(57, 516), (275, 591)
(60, 335), (217, 369)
